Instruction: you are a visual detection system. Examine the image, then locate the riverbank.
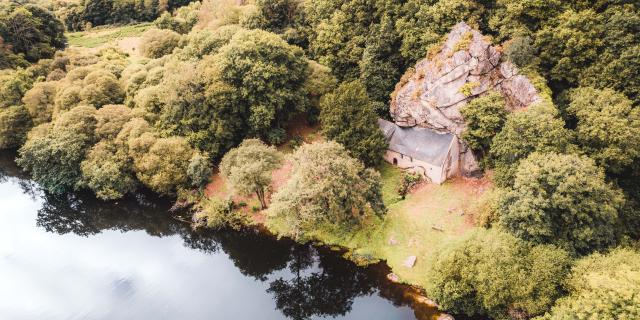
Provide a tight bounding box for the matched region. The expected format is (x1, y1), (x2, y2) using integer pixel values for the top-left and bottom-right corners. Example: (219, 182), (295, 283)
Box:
(199, 131), (492, 318)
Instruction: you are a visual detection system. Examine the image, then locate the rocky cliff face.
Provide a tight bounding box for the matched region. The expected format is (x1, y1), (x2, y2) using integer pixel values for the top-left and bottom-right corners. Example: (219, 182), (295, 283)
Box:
(390, 22), (540, 175)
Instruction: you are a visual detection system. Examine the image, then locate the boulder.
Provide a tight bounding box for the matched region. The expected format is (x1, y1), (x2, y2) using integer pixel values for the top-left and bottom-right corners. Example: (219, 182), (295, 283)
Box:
(390, 22), (540, 175)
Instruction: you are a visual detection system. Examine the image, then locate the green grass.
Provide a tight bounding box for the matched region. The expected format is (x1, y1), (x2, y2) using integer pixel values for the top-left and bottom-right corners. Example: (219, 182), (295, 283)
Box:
(378, 162), (404, 206)
(66, 23), (152, 48)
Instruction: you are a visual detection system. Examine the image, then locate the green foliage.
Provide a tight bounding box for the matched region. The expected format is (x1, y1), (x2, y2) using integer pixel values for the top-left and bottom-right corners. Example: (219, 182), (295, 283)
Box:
(567, 87), (640, 174)
(210, 28), (309, 137)
(303, 60), (337, 118)
(134, 136), (196, 195)
(154, 2), (201, 34)
(74, 0), (191, 30)
(490, 104), (574, 186)
(187, 152), (212, 190)
(194, 197), (247, 230)
(498, 152), (625, 253)
(504, 36), (538, 68)
(94, 104), (134, 140)
(81, 140), (137, 200)
(359, 15), (405, 107)
(139, 28), (182, 58)
(397, 171), (421, 200)
(17, 105), (97, 194)
(535, 5), (640, 103)
(80, 69), (125, 107)
(219, 139), (283, 209)
(319, 80), (387, 167)
(175, 25), (244, 60)
(458, 81), (480, 97)
(0, 4), (66, 65)
(0, 68), (36, 108)
(242, 0), (302, 35)
(267, 141), (385, 239)
(540, 248), (640, 320)
(489, 0), (565, 41)
(460, 91), (507, 153)
(22, 81), (58, 125)
(0, 105), (32, 149)
(425, 229), (571, 319)
(396, 0), (484, 64)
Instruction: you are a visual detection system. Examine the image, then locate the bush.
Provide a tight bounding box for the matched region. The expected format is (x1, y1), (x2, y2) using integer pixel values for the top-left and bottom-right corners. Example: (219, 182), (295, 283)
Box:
(567, 87), (640, 174)
(187, 152), (212, 190)
(22, 81), (58, 125)
(460, 90), (507, 154)
(80, 70), (125, 107)
(139, 28), (182, 58)
(194, 197), (247, 230)
(490, 104), (574, 186)
(397, 171), (422, 199)
(94, 104), (134, 140)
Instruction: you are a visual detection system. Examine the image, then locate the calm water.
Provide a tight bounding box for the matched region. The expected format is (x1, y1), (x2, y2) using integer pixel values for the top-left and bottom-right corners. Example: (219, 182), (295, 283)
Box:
(0, 152), (428, 320)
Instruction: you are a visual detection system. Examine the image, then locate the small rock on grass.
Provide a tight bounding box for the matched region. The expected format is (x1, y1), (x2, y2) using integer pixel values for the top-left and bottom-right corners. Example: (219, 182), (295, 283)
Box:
(403, 255), (417, 268)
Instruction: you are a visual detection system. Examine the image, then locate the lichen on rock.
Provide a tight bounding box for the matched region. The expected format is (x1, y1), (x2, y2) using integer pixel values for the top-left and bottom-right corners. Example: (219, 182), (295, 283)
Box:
(390, 22), (541, 175)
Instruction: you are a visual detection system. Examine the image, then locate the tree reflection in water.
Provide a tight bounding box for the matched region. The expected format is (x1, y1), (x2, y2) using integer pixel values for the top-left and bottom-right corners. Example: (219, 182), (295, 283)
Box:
(0, 150), (443, 320)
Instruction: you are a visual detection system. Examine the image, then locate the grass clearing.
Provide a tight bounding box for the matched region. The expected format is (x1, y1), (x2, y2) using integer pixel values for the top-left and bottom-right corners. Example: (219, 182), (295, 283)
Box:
(66, 23), (152, 48)
(379, 162), (404, 206)
(202, 127), (491, 290)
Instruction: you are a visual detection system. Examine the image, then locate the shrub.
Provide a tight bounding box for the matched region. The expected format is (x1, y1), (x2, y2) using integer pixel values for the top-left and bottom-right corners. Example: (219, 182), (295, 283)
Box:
(134, 136), (195, 195)
(397, 171), (422, 199)
(194, 197), (247, 230)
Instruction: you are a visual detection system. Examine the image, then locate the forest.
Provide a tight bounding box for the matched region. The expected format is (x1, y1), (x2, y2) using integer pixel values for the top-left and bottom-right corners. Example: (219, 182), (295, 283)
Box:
(1, 0), (639, 319)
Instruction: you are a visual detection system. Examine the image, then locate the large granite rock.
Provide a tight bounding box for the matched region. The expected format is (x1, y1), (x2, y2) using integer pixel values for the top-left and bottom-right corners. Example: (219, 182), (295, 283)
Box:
(390, 22), (540, 175)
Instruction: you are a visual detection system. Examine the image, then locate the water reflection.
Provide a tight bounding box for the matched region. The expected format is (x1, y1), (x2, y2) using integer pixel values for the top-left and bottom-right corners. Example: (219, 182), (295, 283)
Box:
(0, 151), (428, 320)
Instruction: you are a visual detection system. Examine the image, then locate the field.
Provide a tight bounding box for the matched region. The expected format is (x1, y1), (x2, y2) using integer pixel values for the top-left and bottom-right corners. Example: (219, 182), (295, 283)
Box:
(66, 23), (151, 54)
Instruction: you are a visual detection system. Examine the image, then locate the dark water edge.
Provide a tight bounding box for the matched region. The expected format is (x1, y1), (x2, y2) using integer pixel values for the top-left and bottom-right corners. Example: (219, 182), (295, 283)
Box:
(0, 151), (450, 320)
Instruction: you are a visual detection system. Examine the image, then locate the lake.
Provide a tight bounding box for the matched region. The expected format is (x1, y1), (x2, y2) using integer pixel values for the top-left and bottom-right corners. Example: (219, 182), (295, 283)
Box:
(0, 152), (436, 320)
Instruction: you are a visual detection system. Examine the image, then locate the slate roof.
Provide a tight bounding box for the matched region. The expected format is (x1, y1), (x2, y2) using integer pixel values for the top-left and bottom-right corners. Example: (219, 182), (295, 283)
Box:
(378, 118), (454, 166)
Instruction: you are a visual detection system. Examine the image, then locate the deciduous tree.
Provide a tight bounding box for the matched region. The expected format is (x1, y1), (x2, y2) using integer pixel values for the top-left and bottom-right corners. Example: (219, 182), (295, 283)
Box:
(498, 152), (624, 253)
(219, 139), (282, 209)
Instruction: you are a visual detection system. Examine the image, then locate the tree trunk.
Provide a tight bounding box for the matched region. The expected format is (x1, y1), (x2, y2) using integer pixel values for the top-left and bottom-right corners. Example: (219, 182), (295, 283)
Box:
(256, 188), (267, 209)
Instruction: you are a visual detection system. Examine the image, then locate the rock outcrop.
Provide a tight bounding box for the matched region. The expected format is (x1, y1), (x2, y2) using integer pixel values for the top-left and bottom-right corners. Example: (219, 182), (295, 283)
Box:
(390, 22), (540, 175)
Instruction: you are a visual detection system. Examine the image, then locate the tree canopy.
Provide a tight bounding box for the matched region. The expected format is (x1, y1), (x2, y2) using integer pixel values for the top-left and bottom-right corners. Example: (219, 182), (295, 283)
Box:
(267, 141), (385, 239)
(320, 80), (387, 167)
(498, 152), (624, 253)
(541, 248), (640, 320)
(567, 87), (640, 174)
(425, 229), (571, 319)
(220, 139), (283, 209)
